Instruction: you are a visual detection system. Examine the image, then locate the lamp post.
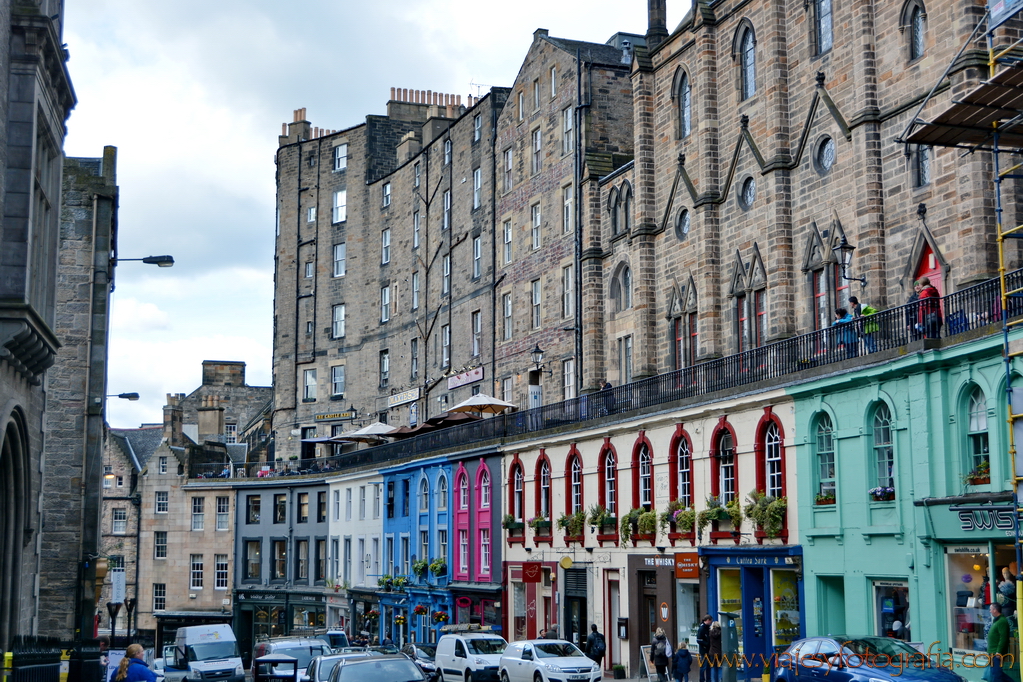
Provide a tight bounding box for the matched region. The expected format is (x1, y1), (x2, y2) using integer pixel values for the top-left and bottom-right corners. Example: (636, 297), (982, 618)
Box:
(114, 255), (174, 267)
(107, 393), (139, 401)
(529, 344), (553, 376)
(832, 236), (867, 288)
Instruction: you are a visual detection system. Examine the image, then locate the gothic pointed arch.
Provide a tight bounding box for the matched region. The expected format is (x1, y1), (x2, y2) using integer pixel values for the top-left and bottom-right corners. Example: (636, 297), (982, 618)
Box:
(727, 250), (748, 297)
(801, 222), (829, 272)
(748, 243), (768, 290)
(901, 217), (949, 292)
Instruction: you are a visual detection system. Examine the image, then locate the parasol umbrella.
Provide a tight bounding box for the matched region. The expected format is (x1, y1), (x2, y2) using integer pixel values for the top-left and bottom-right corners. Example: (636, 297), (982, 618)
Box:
(340, 421), (396, 443)
(448, 393), (517, 414)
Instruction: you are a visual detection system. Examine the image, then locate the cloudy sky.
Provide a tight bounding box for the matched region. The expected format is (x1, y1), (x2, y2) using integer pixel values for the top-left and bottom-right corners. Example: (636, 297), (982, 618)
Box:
(63, 0), (687, 429)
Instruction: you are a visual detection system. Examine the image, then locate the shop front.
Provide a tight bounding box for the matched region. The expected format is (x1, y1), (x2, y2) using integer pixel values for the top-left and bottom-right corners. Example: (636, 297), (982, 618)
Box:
(346, 587), (382, 642)
(505, 561), (559, 641)
(625, 554), (678, 677)
(448, 584), (503, 631)
(701, 546), (804, 681)
(234, 590), (327, 664)
(407, 586), (452, 643)
(674, 550), (703, 648)
(378, 589), (410, 645)
(917, 495), (1019, 674)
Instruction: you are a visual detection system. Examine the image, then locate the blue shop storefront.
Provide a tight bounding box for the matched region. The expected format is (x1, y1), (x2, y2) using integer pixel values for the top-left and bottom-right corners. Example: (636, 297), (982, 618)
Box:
(701, 545), (805, 679)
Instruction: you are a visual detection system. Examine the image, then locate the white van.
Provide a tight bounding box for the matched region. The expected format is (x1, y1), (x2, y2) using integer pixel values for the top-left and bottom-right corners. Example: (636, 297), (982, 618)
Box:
(164, 624), (244, 682)
(435, 633), (508, 682)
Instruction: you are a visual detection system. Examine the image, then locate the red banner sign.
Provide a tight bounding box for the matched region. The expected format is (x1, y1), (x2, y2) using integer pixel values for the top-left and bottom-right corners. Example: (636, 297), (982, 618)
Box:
(522, 562), (543, 583)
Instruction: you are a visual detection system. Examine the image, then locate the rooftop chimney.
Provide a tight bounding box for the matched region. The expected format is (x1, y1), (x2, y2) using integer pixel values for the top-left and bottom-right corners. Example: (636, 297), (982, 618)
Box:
(197, 395), (226, 443)
(647, 0), (668, 49)
(163, 393), (185, 447)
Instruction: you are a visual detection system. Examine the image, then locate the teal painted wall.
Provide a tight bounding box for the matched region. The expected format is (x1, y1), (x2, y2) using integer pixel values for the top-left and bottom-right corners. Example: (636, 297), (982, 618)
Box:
(788, 332), (1020, 671)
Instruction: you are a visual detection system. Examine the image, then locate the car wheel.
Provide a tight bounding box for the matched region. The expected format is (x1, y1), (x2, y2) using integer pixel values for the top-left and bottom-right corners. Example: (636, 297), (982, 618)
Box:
(465, 672), (473, 682)
(502, 673), (511, 682)
(534, 673), (544, 682)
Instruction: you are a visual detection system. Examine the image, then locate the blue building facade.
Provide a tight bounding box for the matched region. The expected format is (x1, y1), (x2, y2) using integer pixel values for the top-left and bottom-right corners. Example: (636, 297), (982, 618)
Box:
(381, 457), (453, 644)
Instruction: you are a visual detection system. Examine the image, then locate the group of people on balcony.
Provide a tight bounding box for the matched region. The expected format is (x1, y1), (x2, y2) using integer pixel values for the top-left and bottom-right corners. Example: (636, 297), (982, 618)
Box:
(831, 277), (942, 358)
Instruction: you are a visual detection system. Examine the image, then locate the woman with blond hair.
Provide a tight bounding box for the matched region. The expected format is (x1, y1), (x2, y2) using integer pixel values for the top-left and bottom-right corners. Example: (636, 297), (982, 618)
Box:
(110, 643), (157, 682)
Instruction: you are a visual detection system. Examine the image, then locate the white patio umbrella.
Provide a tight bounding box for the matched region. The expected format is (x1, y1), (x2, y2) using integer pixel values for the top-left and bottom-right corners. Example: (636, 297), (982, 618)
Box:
(448, 393), (518, 414)
(341, 421), (397, 442)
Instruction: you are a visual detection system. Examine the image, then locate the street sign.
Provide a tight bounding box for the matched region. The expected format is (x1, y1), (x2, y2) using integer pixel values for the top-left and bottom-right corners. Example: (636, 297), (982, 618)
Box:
(111, 568), (126, 604)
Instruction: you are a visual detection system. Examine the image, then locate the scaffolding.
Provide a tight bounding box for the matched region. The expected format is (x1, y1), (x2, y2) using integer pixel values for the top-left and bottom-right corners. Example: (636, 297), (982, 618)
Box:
(900, 1), (1023, 659)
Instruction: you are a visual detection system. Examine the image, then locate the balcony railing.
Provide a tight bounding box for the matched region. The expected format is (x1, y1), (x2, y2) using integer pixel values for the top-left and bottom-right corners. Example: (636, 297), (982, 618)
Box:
(190, 270), (1023, 479)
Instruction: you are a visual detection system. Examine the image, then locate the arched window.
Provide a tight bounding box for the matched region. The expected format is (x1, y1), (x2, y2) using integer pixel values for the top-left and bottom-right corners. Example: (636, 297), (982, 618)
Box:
(512, 466), (524, 521)
(611, 265), (633, 313)
(419, 478), (429, 511)
(814, 0), (833, 54)
(639, 445), (653, 508)
(816, 414), (835, 498)
(678, 73), (692, 139)
(570, 457), (583, 513)
(622, 184), (632, 232)
(717, 432), (736, 503)
(910, 6), (925, 59)
(872, 404), (894, 490)
(608, 188), (620, 235)
(765, 422), (783, 498)
(967, 386), (990, 475)
(601, 449), (618, 516)
(479, 469), (491, 508)
(740, 28), (756, 100)
(539, 459), (552, 518)
(457, 472), (469, 510)
(677, 437), (693, 508)
(437, 475), (448, 510)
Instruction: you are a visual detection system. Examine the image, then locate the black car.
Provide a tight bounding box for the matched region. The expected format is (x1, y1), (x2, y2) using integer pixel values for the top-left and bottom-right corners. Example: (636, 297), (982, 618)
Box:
(401, 644), (438, 682)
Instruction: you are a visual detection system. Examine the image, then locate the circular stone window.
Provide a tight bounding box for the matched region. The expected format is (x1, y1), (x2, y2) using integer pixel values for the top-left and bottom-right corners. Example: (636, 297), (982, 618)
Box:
(815, 136), (836, 174)
(739, 176), (756, 210)
(676, 209), (691, 240)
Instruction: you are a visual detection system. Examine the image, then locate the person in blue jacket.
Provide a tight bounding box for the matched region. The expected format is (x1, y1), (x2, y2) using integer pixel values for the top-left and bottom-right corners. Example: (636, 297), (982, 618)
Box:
(110, 644), (158, 682)
(673, 639), (694, 682)
(832, 308), (858, 359)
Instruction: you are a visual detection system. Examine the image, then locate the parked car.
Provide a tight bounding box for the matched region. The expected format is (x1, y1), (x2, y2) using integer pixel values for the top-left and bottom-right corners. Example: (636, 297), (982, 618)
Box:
(165, 624), (244, 682)
(251, 637), (333, 681)
(328, 655), (426, 682)
(306, 652), (375, 682)
(771, 637), (967, 682)
(499, 641), (600, 682)
(402, 643), (439, 681)
(315, 629), (352, 649)
(436, 633), (508, 682)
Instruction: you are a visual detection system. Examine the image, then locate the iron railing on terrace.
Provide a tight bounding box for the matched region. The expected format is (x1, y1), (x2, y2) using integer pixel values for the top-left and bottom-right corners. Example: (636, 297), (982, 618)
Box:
(190, 270), (1023, 480)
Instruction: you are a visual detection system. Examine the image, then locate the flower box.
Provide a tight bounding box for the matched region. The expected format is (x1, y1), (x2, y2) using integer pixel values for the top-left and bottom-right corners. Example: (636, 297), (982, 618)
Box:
(504, 521), (525, 530)
(630, 533), (656, 545)
(966, 476), (990, 485)
(815, 498), (836, 506)
(668, 531), (696, 546)
(869, 492), (895, 502)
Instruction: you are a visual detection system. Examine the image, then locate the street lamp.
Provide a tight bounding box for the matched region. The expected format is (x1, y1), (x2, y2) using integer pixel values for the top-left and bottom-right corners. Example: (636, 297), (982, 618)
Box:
(115, 255), (174, 267)
(832, 236), (867, 288)
(529, 344), (553, 376)
(107, 393), (140, 401)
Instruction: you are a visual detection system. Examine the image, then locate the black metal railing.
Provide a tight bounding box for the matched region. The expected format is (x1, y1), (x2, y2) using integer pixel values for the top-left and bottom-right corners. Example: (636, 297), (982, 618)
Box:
(192, 270), (1023, 480)
(8, 637), (63, 682)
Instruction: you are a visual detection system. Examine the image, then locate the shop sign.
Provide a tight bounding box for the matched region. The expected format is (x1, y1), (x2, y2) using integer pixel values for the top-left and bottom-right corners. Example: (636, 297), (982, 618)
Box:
(315, 411), (354, 422)
(522, 562), (543, 583)
(238, 593), (280, 601)
(945, 545), (986, 554)
(873, 580), (908, 588)
(447, 367), (484, 389)
(675, 552), (700, 579)
(644, 557), (675, 567)
(388, 388), (420, 408)
(950, 503), (1016, 533)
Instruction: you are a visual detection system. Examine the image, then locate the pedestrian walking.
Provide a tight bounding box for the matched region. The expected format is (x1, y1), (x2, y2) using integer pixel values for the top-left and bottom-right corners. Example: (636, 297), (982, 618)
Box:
(585, 624), (606, 666)
(695, 615), (712, 682)
(544, 625), (559, 639)
(652, 627), (672, 682)
(672, 639), (693, 682)
(110, 644), (158, 682)
(707, 622), (723, 682)
(986, 603), (1011, 682)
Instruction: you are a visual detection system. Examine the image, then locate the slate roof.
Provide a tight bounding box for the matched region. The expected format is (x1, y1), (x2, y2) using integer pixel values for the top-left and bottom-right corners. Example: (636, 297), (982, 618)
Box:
(110, 426), (164, 471)
(545, 36), (630, 68)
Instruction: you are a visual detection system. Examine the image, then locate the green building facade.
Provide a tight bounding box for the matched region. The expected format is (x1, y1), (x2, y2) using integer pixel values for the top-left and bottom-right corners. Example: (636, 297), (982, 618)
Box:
(790, 331), (1021, 678)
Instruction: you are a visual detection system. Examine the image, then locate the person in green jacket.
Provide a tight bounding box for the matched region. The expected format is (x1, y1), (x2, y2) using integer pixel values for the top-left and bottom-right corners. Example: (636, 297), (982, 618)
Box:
(987, 603), (1011, 682)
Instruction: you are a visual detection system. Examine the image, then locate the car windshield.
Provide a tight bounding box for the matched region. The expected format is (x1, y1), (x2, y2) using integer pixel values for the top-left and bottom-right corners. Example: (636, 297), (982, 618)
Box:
(534, 644), (584, 659)
(327, 635), (349, 648)
(337, 659), (425, 682)
(466, 639), (506, 655)
(188, 642), (239, 661)
(416, 646), (436, 660)
(833, 638), (919, 658)
(275, 646), (331, 667)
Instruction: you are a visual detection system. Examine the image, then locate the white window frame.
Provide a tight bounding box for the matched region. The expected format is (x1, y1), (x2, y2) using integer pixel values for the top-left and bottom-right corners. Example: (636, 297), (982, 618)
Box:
(531, 129), (542, 173)
(533, 79), (540, 110)
(190, 554), (204, 589)
(153, 583), (166, 611)
(332, 189), (347, 223)
(639, 447), (652, 507)
(474, 114), (482, 142)
(531, 203), (541, 249)
(472, 310), (482, 357)
(307, 206), (316, 223)
(215, 554), (229, 589)
(444, 139), (452, 165)
(380, 285), (391, 322)
(304, 369), (317, 401)
(410, 337), (419, 378)
(156, 491), (168, 513)
(562, 107), (574, 154)
(381, 228), (391, 264)
(503, 220), (512, 264)
(334, 143), (348, 171)
(412, 272), (420, 310)
(563, 358), (576, 400)
(443, 190), (451, 230)
(480, 528), (491, 574)
(192, 497), (205, 531)
(413, 211), (420, 248)
(158, 457), (167, 474)
(154, 531), (167, 559)
(473, 236), (481, 278)
(332, 304), (346, 339)
(459, 529), (469, 572)
(442, 255), (451, 295)
(562, 264), (574, 318)
(216, 496), (229, 531)
(503, 293), (513, 340)
(550, 66), (557, 97)
(563, 185), (573, 233)
(442, 324), (451, 368)
(382, 182), (391, 207)
(113, 508), (127, 534)
(414, 161), (421, 187)
(504, 149), (513, 191)
(531, 279), (542, 329)
(473, 168), (482, 209)
(333, 243), (346, 277)
(331, 365), (346, 396)
(379, 350), (390, 385)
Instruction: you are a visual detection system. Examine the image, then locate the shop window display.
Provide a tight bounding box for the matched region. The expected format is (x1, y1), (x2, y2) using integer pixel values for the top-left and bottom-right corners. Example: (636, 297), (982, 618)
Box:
(771, 570), (800, 646)
(718, 568), (744, 659)
(873, 581), (910, 639)
(947, 544), (1018, 654)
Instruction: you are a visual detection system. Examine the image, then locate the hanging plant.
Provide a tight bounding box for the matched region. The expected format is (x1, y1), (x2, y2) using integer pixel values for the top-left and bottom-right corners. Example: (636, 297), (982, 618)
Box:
(659, 499), (691, 532)
(638, 510), (659, 536)
(557, 510), (587, 536)
(744, 490), (786, 538)
(619, 508), (642, 546)
(528, 514), (551, 533)
(365, 609), (380, 619)
(588, 504), (615, 529)
(433, 610), (450, 623)
(395, 615), (407, 626)
(412, 559), (429, 577)
(697, 496), (729, 533)
(429, 558), (447, 576)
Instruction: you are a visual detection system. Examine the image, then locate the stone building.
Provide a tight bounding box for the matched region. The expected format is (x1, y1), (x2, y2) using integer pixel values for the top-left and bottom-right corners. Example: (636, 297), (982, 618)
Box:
(0, 0), (77, 647)
(177, 360), (272, 449)
(272, 89), (509, 458)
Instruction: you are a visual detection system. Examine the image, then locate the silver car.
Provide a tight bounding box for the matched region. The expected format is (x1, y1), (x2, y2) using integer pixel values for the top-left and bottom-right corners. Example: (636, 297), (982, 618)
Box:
(307, 652), (374, 682)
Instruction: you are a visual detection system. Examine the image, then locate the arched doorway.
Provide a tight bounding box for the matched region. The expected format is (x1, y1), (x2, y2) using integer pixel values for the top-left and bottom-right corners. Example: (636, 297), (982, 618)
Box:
(0, 411), (29, 650)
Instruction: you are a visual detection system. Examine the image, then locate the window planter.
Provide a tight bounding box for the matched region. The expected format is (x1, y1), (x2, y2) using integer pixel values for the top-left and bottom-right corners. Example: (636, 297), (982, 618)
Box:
(814, 497), (836, 506)
(596, 532), (620, 546)
(533, 533), (553, 547)
(668, 531), (696, 546)
(503, 521), (525, 530)
(564, 534), (585, 546)
(869, 491), (896, 502)
(965, 476), (990, 486)
(630, 533), (656, 545)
